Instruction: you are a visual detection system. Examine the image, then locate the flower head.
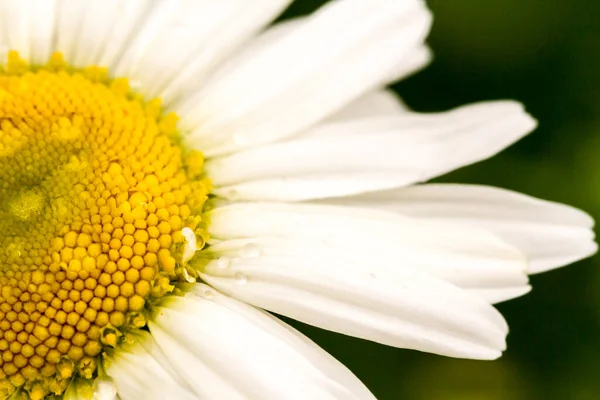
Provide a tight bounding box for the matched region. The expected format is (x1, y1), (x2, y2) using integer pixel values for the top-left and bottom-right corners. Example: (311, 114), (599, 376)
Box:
(0, 0), (595, 399)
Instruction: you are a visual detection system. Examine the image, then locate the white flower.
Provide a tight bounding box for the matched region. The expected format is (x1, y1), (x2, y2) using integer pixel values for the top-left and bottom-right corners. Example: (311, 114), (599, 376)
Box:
(0, 1), (594, 399)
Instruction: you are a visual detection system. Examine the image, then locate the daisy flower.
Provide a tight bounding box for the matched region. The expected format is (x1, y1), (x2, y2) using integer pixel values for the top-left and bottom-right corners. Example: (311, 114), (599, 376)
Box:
(0, 0), (595, 399)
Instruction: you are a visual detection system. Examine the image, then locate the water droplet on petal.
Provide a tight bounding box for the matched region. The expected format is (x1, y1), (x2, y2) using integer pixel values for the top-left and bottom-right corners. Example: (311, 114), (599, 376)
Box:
(225, 188), (240, 200)
(183, 292), (196, 300)
(241, 243), (260, 258)
(202, 288), (214, 299)
(217, 257), (230, 269)
(234, 272), (247, 285)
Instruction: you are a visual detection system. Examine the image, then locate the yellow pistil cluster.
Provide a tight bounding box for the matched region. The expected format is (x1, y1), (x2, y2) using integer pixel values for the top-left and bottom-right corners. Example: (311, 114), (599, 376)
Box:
(0, 52), (210, 399)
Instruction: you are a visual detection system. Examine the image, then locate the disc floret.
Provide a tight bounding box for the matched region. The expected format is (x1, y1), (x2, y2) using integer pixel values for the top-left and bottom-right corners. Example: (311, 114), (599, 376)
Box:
(0, 52), (210, 399)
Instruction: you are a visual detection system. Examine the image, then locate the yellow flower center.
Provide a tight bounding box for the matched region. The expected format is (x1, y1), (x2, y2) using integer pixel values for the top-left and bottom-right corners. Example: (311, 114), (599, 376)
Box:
(0, 52), (210, 399)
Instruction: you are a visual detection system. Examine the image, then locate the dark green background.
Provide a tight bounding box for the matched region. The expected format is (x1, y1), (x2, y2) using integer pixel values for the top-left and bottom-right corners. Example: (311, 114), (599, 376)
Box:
(281, 1), (600, 399)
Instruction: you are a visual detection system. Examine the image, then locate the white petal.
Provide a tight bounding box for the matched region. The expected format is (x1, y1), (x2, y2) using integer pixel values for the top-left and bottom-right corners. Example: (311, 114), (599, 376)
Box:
(470, 287), (532, 304)
(386, 44), (433, 83)
(53, 0), (89, 62)
(212, 173), (420, 203)
(324, 184), (597, 274)
(93, 377), (118, 400)
(196, 241), (509, 359)
(54, 0), (151, 68)
(68, 0), (126, 67)
(149, 284), (375, 399)
(0, 0), (42, 60)
(29, 0), (58, 64)
(180, 0), (432, 156)
(204, 229), (528, 305)
(208, 203), (528, 290)
(228, 16), (306, 58)
(227, 18), (430, 99)
(207, 101), (537, 201)
(204, 202), (523, 354)
(94, 0), (153, 68)
(114, 0), (291, 102)
(159, 6), (301, 106)
(106, 331), (198, 400)
(63, 377), (118, 400)
(325, 89), (409, 122)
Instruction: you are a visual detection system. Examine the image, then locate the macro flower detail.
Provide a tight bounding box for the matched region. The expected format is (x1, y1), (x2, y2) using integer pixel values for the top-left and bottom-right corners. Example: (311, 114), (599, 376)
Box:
(0, 0), (595, 399)
(0, 53), (210, 398)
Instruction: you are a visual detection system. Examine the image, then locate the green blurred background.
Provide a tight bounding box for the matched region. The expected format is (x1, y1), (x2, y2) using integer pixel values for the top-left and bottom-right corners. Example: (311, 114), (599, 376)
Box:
(281, 1), (600, 399)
